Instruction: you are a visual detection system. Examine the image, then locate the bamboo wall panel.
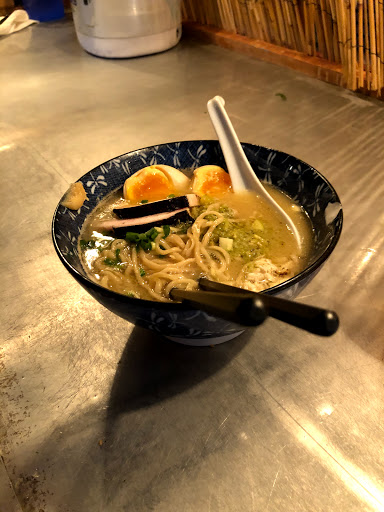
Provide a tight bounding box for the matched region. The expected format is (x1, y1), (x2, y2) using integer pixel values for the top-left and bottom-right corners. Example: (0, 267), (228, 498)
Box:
(182, 0), (384, 99)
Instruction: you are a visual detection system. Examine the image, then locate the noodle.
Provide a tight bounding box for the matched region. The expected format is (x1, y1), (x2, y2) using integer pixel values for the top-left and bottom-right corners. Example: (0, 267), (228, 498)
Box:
(80, 185), (313, 301)
(89, 209), (234, 300)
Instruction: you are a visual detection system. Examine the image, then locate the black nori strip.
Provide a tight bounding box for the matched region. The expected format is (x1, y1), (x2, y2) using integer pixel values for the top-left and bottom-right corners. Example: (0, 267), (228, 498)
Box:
(112, 210), (194, 237)
(113, 194), (199, 219)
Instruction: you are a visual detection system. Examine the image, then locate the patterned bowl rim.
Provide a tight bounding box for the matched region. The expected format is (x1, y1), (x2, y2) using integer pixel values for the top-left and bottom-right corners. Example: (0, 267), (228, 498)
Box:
(52, 140), (343, 310)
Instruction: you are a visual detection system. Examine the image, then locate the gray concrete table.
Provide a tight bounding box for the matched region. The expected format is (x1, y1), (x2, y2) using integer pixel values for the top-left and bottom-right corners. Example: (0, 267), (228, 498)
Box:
(1, 18), (383, 512)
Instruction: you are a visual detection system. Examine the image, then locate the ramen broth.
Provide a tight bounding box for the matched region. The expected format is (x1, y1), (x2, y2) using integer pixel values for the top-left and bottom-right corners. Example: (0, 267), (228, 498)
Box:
(79, 181), (313, 302)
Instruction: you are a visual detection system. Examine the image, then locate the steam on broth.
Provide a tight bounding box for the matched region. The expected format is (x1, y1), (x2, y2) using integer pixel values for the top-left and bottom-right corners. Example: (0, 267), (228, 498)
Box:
(79, 165), (313, 302)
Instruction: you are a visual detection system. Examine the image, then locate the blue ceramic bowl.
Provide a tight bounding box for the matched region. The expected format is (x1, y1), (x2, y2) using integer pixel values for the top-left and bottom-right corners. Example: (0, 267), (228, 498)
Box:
(52, 141), (342, 345)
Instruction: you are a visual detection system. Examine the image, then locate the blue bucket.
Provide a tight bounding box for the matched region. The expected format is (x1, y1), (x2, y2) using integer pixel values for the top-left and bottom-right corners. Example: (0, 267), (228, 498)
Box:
(23, 0), (65, 22)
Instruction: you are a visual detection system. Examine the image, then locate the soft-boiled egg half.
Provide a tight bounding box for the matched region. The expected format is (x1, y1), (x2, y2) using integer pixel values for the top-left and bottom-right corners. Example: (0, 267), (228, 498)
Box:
(191, 165), (232, 196)
(123, 165), (190, 202)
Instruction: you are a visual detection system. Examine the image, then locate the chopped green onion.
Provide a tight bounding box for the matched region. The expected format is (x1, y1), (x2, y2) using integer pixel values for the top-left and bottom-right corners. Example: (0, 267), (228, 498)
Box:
(126, 228), (158, 252)
(174, 221), (193, 235)
(139, 268), (146, 277)
(103, 248), (124, 267)
(162, 225), (171, 238)
(140, 199), (149, 204)
(126, 232), (140, 243)
(104, 257), (118, 266)
(140, 240), (152, 251)
(167, 194), (176, 198)
(147, 227), (159, 240)
(79, 239), (97, 250)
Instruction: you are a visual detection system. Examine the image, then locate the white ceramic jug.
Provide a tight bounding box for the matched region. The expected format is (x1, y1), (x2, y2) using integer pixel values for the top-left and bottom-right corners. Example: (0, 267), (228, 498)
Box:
(71, 0), (182, 58)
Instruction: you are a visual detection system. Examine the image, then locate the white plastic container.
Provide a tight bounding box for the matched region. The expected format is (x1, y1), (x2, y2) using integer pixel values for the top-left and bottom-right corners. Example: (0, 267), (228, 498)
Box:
(71, 0), (182, 58)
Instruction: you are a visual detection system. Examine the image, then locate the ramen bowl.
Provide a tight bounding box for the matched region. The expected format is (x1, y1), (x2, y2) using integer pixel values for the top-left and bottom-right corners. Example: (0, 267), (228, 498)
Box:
(52, 141), (342, 346)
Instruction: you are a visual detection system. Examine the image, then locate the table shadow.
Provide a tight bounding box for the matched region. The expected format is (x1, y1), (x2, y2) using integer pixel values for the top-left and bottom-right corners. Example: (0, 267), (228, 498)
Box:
(97, 326), (252, 508)
(10, 326), (252, 511)
(105, 325), (250, 421)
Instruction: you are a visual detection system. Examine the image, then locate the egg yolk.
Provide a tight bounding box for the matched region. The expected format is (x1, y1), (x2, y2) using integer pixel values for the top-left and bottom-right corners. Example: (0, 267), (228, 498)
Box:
(193, 166), (232, 197)
(124, 168), (175, 202)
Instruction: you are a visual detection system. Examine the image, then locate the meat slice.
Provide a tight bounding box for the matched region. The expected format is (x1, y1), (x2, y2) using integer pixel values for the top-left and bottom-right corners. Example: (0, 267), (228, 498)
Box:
(113, 194), (200, 219)
(97, 208), (194, 237)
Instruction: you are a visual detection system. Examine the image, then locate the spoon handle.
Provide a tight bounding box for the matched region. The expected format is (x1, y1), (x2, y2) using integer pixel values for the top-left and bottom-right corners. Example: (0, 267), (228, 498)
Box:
(199, 278), (339, 337)
(207, 96), (260, 192)
(207, 96), (301, 249)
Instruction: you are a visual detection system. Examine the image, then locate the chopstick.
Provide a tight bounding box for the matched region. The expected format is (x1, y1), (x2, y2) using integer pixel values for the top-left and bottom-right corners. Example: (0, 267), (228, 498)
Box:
(0, 14), (10, 25)
(169, 289), (267, 327)
(199, 278), (339, 337)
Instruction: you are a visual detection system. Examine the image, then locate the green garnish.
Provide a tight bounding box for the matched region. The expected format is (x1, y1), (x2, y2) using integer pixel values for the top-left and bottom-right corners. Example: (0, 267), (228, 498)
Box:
(210, 217), (268, 262)
(275, 92), (287, 101)
(80, 239), (113, 252)
(167, 194), (176, 198)
(175, 221), (193, 235)
(162, 225), (171, 238)
(104, 258), (118, 266)
(125, 227), (159, 251)
(103, 248), (123, 267)
(191, 196), (234, 220)
(146, 227), (159, 240)
(79, 239), (97, 250)
(140, 199), (149, 204)
(125, 232), (140, 242)
(139, 268), (146, 277)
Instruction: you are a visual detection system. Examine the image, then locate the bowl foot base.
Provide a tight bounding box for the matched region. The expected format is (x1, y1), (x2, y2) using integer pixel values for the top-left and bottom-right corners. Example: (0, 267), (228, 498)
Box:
(165, 331), (244, 346)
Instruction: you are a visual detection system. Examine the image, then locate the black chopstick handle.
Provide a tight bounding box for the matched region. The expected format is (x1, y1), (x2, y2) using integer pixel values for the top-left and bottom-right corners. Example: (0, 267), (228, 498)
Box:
(199, 278), (339, 337)
(170, 289), (267, 327)
(264, 299), (339, 336)
(0, 14), (10, 25)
